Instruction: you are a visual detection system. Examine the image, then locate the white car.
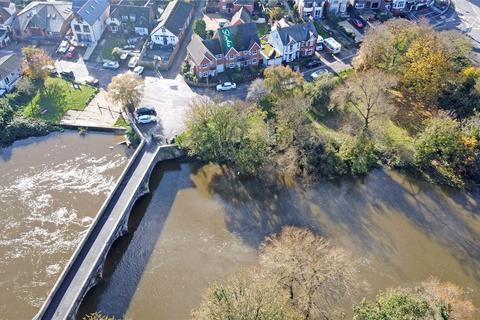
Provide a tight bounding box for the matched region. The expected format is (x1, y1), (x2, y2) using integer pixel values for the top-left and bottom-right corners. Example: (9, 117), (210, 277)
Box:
(128, 56), (138, 68)
(137, 114), (156, 124)
(133, 66), (144, 76)
(216, 82), (237, 91)
(57, 40), (69, 54)
(310, 69), (330, 80)
(103, 60), (120, 69)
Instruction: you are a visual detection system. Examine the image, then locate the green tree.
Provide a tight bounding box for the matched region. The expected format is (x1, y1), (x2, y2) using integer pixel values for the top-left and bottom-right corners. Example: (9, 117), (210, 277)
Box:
(22, 47), (53, 80)
(193, 18), (207, 38)
(178, 98), (270, 175)
(415, 115), (478, 186)
(354, 291), (430, 320)
(193, 269), (302, 320)
(263, 65), (304, 100)
(111, 47), (122, 60)
(107, 72), (144, 113)
(268, 7), (283, 22)
(303, 73), (336, 114)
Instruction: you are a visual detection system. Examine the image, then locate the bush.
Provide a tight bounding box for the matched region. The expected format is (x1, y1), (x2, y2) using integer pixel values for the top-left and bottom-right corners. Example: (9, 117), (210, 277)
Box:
(339, 133), (380, 175)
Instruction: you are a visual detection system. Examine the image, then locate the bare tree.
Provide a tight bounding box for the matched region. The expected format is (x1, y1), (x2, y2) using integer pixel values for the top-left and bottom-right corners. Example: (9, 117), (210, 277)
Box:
(107, 72), (144, 113)
(246, 78), (268, 102)
(420, 277), (476, 320)
(333, 69), (397, 133)
(259, 227), (361, 320)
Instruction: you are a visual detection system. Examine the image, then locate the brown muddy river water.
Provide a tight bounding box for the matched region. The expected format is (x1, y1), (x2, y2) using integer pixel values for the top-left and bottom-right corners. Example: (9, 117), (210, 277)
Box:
(0, 131), (129, 319)
(78, 161), (480, 319)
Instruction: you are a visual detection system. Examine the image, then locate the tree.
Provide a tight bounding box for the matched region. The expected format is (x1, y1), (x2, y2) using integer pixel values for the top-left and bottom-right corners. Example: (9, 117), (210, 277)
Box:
(178, 98), (270, 175)
(82, 312), (116, 320)
(259, 227), (361, 320)
(107, 72), (144, 113)
(414, 115), (478, 185)
(246, 78), (268, 102)
(15, 77), (35, 96)
(354, 278), (476, 320)
(193, 269), (302, 320)
(193, 18), (207, 38)
(403, 32), (453, 103)
(268, 7), (283, 22)
(111, 47), (122, 60)
(333, 69), (398, 132)
(22, 47), (53, 80)
(264, 66), (304, 100)
(303, 73), (336, 114)
(354, 291), (431, 320)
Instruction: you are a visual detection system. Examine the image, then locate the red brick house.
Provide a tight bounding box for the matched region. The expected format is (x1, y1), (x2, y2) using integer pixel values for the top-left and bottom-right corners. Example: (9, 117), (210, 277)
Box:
(187, 22), (261, 78)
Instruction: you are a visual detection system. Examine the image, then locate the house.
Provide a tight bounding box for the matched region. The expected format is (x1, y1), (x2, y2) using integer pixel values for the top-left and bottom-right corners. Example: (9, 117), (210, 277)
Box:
(218, 0), (254, 14)
(267, 21), (318, 63)
(150, 0), (193, 46)
(71, 0), (109, 46)
(350, 0), (385, 9)
(0, 0), (16, 26)
(295, 0), (325, 19)
(0, 54), (22, 96)
(261, 40), (282, 67)
(327, 0), (348, 15)
(107, 3), (155, 36)
(11, 1), (72, 40)
(187, 22), (261, 78)
(230, 7), (252, 26)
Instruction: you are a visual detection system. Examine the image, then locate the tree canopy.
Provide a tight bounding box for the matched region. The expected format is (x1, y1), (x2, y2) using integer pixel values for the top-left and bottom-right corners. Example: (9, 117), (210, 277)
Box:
(107, 72), (144, 113)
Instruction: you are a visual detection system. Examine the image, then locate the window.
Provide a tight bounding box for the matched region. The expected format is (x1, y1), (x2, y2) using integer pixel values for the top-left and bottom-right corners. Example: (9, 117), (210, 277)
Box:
(111, 25), (118, 32)
(371, 2), (379, 8)
(83, 25), (90, 33)
(122, 15), (128, 22)
(5, 76), (9, 84)
(201, 72), (207, 77)
(215, 54), (223, 59)
(252, 58), (257, 64)
(74, 24), (81, 32)
(129, 14), (136, 22)
(229, 63), (235, 68)
(170, 36), (175, 41)
(201, 62), (209, 67)
(289, 44), (294, 51)
(250, 50), (257, 55)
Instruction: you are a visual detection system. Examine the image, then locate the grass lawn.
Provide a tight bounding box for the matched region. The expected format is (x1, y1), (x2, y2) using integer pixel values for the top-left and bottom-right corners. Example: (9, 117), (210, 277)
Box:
(20, 77), (97, 123)
(102, 37), (126, 60)
(114, 114), (129, 127)
(257, 23), (269, 37)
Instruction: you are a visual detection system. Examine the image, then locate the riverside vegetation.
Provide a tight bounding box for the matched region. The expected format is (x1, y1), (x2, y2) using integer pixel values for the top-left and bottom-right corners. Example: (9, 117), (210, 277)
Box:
(0, 48), (97, 147)
(178, 19), (480, 188)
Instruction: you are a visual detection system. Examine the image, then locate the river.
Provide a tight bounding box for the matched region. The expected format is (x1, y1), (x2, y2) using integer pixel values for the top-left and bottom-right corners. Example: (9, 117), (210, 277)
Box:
(0, 131), (129, 320)
(78, 161), (480, 319)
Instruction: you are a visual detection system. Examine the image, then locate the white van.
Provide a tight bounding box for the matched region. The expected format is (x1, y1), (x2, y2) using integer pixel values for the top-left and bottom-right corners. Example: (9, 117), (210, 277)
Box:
(324, 37), (341, 54)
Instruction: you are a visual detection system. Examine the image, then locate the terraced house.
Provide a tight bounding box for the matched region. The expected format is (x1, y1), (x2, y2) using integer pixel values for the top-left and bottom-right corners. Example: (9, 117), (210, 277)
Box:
(187, 22), (261, 78)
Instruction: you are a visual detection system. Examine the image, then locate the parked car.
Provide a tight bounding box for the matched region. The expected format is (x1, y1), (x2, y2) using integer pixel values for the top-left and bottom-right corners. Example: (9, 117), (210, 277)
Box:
(123, 44), (135, 49)
(57, 40), (69, 54)
(306, 59), (322, 69)
(85, 76), (99, 87)
(350, 18), (364, 29)
(119, 51), (129, 61)
(64, 46), (76, 59)
(136, 106), (157, 116)
(133, 66), (144, 76)
(60, 71), (75, 81)
(103, 60), (120, 69)
(216, 82), (237, 91)
(310, 69), (330, 81)
(128, 56), (138, 68)
(42, 65), (57, 76)
(137, 114), (156, 124)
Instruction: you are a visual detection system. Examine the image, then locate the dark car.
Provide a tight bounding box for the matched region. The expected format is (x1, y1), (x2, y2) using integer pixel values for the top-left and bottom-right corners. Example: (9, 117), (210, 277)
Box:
(350, 18), (364, 29)
(60, 71), (75, 81)
(136, 106), (156, 116)
(306, 59), (322, 69)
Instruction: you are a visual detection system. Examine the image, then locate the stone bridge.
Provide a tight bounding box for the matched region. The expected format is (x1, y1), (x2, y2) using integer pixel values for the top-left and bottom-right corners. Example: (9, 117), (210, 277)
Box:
(35, 141), (185, 320)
